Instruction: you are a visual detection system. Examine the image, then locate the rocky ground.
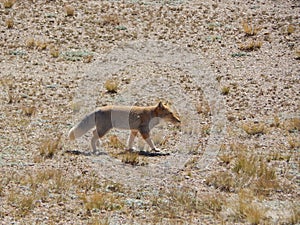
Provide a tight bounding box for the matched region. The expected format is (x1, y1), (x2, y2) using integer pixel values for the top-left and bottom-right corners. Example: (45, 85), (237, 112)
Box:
(0, 0), (299, 224)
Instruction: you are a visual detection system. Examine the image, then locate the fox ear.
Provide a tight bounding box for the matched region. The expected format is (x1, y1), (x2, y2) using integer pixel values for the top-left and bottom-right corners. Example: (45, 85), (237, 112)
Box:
(157, 101), (164, 108)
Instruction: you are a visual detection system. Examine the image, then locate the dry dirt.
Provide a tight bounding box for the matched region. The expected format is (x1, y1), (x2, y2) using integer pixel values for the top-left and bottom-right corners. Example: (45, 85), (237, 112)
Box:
(0, 0), (299, 224)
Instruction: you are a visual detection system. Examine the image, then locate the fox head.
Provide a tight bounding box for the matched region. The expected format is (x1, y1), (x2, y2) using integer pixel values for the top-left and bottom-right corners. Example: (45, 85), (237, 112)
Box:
(154, 101), (181, 124)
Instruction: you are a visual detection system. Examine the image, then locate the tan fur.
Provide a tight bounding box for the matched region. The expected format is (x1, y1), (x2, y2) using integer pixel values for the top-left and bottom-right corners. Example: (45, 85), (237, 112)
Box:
(68, 101), (180, 152)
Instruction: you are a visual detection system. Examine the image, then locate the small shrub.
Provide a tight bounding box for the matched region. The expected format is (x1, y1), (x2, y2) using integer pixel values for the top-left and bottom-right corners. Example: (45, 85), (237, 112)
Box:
(5, 18), (14, 28)
(104, 79), (118, 93)
(65, 5), (75, 16)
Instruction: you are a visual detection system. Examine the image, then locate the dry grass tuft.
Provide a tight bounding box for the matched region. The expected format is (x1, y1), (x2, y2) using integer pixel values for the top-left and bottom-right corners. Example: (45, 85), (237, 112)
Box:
(82, 192), (123, 212)
(242, 20), (261, 36)
(196, 100), (211, 116)
(221, 86), (230, 95)
(108, 135), (125, 149)
(282, 118), (300, 133)
(287, 203), (300, 225)
(242, 122), (266, 135)
(287, 24), (296, 35)
(101, 14), (120, 26)
(21, 105), (36, 117)
(206, 171), (235, 192)
(26, 37), (35, 48)
(104, 79), (118, 93)
(239, 40), (262, 51)
(5, 18), (14, 29)
(121, 151), (139, 166)
(35, 40), (48, 51)
(49, 46), (60, 58)
(39, 137), (61, 159)
(288, 136), (300, 149)
(3, 0), (15, 8)
(228, 189), (267, 224)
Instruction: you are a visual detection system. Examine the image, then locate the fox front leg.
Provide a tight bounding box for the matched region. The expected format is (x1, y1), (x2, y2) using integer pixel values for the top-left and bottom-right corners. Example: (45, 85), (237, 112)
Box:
(139, 128), (160, 152)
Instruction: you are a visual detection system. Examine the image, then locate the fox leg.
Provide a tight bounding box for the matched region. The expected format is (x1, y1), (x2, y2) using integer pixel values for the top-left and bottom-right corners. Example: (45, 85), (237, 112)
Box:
(139, 131), (159, 152)
(91, 128), (110, 153)
(127, 130), (138, 150)
(91, 129), (99, 152)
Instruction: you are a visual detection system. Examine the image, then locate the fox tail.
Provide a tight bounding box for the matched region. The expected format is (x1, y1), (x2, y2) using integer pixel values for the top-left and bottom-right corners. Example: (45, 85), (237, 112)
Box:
(68, 112), (96, 140)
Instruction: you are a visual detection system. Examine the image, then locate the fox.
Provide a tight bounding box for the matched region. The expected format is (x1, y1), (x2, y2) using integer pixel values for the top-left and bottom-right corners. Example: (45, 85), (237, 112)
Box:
(68, 101), (180, 153)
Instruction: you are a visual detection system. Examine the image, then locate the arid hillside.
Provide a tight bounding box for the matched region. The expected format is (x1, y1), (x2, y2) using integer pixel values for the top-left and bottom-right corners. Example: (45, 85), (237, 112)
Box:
(0, 0), (299, 224)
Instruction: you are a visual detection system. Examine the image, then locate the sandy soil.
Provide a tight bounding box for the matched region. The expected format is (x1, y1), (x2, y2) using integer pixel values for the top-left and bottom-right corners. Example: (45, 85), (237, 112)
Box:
(0, 0), (299, 224)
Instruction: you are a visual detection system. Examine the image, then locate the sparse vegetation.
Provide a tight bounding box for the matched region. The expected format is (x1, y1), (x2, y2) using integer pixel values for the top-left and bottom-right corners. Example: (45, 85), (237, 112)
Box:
(0, 0), (298, 224)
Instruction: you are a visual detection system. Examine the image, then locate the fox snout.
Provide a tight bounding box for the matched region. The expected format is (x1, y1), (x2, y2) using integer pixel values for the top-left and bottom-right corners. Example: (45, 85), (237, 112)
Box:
(172, 114), (181, 124)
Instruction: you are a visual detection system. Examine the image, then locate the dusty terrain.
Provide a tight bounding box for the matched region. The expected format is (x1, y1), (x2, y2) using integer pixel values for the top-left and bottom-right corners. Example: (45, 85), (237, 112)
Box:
(0, 0), (299, 224)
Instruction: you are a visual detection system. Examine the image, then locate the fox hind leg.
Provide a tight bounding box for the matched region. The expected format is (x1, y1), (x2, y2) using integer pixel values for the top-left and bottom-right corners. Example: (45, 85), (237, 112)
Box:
(127, 130), (138, 151)
(91, 129), (99, 152)
(91, 128), (110, 153)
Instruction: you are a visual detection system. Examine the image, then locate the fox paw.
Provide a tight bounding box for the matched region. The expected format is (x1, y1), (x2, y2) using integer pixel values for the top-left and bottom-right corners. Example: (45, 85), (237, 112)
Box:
(151, 148), (161, 152)
(126, 147), (136, 152)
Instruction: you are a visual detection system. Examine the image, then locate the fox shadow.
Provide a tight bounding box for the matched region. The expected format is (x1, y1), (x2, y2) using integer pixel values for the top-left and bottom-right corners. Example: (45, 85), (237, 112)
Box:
(65, 150), (108, 156)
(118, 150), (170, 157)
(65, 149), (169, 157)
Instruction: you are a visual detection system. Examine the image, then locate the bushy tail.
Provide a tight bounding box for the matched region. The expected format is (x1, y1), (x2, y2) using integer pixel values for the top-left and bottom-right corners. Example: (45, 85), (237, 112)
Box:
(68, 112), (96, 140)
